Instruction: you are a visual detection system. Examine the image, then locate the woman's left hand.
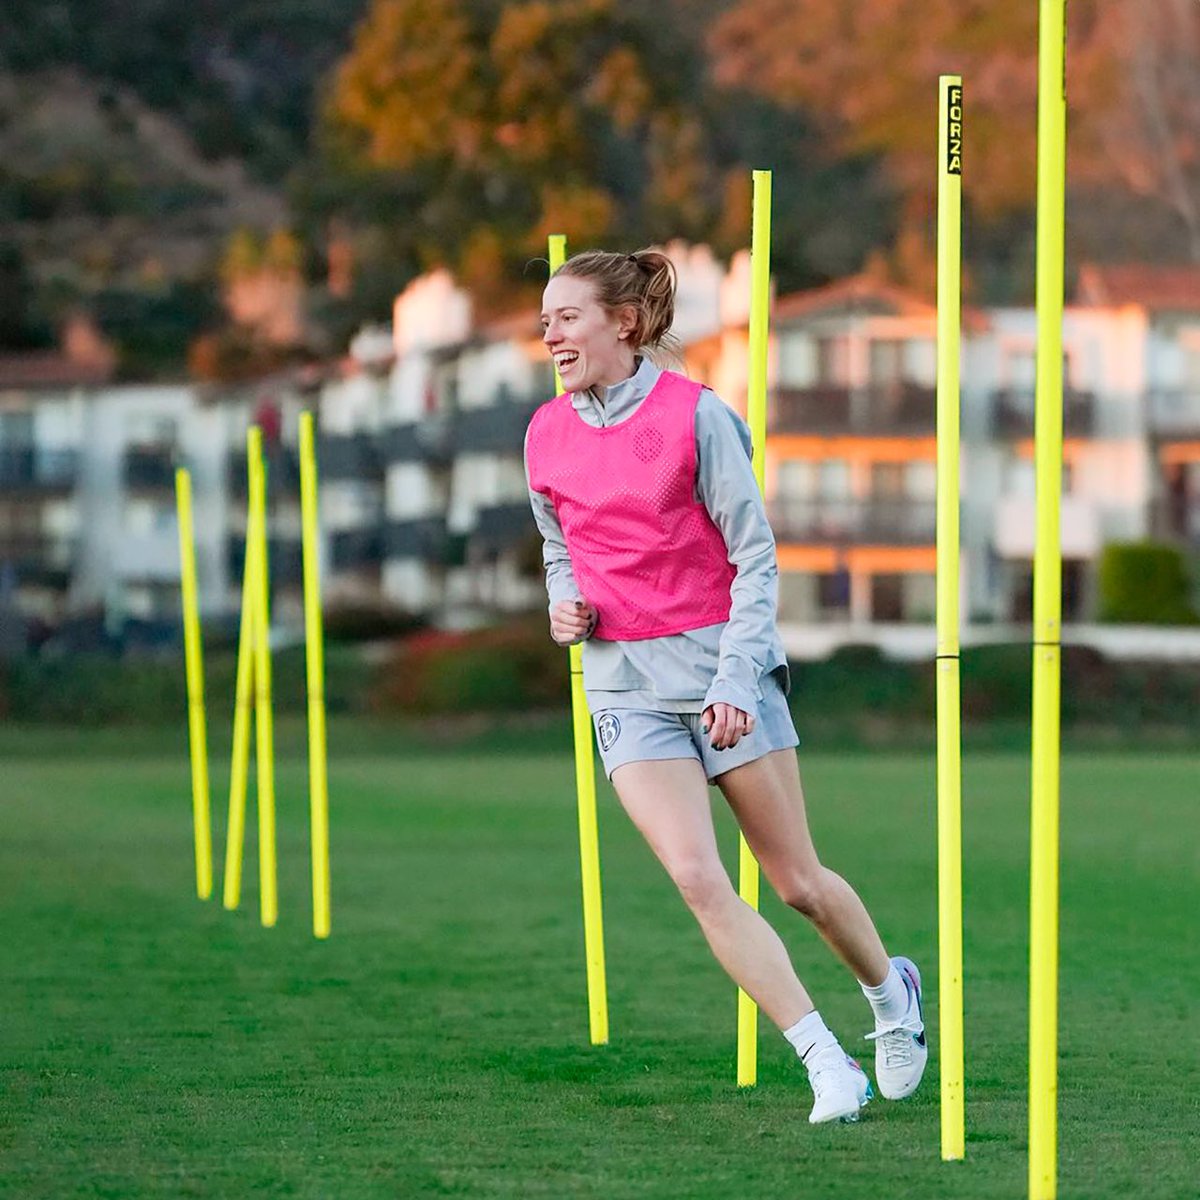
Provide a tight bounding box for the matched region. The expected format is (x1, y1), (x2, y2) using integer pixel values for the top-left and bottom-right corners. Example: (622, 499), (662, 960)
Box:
(701, 703), (756, 751)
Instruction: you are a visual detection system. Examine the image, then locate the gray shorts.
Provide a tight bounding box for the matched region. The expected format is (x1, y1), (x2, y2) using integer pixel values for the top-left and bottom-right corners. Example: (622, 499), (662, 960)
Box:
(592, 680), (799, 785)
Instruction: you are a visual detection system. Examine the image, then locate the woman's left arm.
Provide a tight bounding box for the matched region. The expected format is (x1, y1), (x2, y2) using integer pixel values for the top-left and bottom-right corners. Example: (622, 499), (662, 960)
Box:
(694, 389), (779, 715)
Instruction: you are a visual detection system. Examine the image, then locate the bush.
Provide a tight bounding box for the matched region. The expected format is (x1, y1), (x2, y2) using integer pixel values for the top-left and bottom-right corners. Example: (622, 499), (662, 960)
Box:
(1097, 542), (1199, 625)
(0, 643), (378, 724)
(370, 617), (569, 715)
(323, 604), (426, 644)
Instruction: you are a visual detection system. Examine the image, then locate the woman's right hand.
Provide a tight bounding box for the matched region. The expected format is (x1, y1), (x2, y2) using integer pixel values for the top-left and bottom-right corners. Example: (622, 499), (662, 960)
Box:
(549, 599), (597, 645)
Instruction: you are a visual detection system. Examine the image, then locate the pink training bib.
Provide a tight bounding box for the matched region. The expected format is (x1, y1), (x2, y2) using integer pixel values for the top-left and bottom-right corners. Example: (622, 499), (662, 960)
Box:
(526, 370), (736, 640)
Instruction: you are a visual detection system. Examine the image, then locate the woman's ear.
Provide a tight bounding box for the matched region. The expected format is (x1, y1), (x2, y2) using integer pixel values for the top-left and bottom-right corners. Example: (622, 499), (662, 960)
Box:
(616, 304), (638, 341)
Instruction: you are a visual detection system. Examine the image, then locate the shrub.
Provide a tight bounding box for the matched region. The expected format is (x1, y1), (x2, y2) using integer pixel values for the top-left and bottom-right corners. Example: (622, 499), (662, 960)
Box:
(370, 616), (569, 715)
(323, 604), (426, 644)
(1097, 542), (1199, 625)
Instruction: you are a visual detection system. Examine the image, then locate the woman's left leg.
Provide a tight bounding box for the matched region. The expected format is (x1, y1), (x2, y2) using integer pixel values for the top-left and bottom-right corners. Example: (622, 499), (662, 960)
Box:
(718, 747), (929, 1102)
(715, 748), (890, 988)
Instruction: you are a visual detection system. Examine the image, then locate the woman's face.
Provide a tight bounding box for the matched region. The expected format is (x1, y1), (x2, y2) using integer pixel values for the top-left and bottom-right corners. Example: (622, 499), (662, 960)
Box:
(541, 274), (637, 392)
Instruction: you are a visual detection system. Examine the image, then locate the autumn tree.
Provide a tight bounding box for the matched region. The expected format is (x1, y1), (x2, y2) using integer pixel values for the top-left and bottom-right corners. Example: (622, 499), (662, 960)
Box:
(1090, 0), (1200, 261)
(709, 0), (1200, 288)
(316, 0), (891, 312)
(319, 0), (706, 307)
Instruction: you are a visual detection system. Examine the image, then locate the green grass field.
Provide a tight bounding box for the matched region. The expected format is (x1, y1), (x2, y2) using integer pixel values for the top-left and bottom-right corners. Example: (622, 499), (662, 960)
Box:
(2, 722), (1196, 1199)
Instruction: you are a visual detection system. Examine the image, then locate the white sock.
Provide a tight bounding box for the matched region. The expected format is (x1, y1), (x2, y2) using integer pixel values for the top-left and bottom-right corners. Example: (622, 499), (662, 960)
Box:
(783, 1010), (838, 1066)
(861, 961), (909, 1028)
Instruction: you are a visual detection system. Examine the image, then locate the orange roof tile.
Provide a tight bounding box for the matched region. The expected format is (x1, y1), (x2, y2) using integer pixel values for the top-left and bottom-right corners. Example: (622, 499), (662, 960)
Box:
(0, 352), (114, 390)
(1076, 264), (1200, 311)
(772, 274), (988, 331)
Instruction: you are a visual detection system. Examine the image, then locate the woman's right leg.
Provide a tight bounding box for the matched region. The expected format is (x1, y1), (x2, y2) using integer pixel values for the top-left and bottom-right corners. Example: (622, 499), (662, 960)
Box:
(609, 757), (813, 1032)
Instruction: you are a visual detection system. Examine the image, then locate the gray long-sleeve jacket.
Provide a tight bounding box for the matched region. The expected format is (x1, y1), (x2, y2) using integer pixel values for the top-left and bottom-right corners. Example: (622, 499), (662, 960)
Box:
(523, 356), (790, 715)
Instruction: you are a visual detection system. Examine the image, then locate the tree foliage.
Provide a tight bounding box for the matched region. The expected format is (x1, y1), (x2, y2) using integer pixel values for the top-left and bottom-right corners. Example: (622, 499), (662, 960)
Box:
(317, 0), (871, 308)
(709, 0), (1200, 283)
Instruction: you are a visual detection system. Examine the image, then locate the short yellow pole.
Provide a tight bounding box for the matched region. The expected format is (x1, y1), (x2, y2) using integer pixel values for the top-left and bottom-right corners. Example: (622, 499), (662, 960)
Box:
(175, 467), (212, 901)
(737, 168), (771, 1089)
(550, 232), (609, 1046)
(223, 452), (257, 911)
(248, 428), (278, 929)
(1030, 1), (1066, 1195)
(299, 412), (332, 939)
(936, 74), (966, 1163)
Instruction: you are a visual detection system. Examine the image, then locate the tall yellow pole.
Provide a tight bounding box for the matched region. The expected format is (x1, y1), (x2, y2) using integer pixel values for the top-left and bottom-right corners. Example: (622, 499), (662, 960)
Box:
(299, 412), (332, 939)
(1030, 1), (1066, 1196)
(549, 233), (609, 1045)
(936, 75), (966, 1162)
(175, 468), (212, 901)
(248, 428), (278, 929)
(223, 449), (258, 911)
(737, 168), (771, 1089)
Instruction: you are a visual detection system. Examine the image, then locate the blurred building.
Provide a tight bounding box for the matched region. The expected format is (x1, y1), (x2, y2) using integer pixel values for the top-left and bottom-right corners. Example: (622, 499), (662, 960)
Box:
(2, 251), (1199, 653)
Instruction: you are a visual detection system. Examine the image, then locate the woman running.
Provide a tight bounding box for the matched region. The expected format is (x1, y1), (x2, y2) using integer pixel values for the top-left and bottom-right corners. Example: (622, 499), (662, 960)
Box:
(524, 248), (926, 1124)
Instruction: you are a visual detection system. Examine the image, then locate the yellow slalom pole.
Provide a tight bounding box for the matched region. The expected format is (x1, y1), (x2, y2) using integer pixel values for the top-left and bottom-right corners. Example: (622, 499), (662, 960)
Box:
(248, 428), (278, 929)
(1030, 2), (1066, 1196)
(549, 232), (609, 1046)
(936, 75), (966, 1162)
(223, 453), (258, 911)
(299, 412), (332, 939)
(737, 168), (771, 1089)
(175, 468), (213, 900)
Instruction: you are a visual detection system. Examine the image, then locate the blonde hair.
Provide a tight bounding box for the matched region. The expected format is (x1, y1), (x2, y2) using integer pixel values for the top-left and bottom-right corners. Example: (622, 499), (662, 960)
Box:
(554, 248), (681, 364)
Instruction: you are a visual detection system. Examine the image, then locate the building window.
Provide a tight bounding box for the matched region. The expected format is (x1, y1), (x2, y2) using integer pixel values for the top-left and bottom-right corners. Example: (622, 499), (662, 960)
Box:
(126, 414), (177, 447)
(871, 573), (904, 621)
(903, 573), (937, 622)
(904, 340), (937, 387)
(125, 499), (176, 536)
(815, 336), (850, 386)
(816, 568), (851, 617)
(1182, 341), (1200, 390)
(778, 333), (816, 387)
(868, 339), (905, 386)
(0, 411), (34, 446)
(817, 460), (851, 500)
(870, 462), (906, 500)
(905, 461), (937, 501)
(777, 460), (816, 500)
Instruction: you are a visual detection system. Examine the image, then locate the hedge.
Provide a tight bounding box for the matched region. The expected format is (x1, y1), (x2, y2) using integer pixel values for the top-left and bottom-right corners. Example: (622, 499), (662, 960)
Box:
(2, 622), (1198, 739)
(1097, 542), (1199, 625)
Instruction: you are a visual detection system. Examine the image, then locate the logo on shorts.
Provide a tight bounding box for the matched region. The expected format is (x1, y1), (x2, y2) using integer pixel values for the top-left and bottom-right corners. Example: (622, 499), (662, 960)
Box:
(596, 712), (622, 752)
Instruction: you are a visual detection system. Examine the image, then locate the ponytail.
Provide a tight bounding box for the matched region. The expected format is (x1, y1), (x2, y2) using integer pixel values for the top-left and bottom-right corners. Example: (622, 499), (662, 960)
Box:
(555, 248), (681, 364)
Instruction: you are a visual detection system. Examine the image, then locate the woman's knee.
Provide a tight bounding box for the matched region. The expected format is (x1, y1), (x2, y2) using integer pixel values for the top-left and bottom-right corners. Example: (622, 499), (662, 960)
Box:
(774, 868), (829, 920)
(669, 857), (733, 914)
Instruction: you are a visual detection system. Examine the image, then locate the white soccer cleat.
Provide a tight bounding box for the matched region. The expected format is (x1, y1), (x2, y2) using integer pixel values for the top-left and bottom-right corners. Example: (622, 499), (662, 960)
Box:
(866, 955), (928, 1101)
(806, 1048), (873, 1124)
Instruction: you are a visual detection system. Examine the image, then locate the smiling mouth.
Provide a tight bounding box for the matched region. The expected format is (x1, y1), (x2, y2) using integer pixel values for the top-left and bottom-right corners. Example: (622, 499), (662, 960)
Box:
(553, 351), (579, 372)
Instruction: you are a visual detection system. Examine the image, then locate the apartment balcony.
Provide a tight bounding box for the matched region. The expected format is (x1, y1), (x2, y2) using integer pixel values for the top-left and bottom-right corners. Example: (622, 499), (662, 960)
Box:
(123, 443), (177, 492)
(381, 417), (454, 467)
(228, 445), (302, 497)
(383, 516), (466, 566)
(113, 528), (181, 582)
(0, 535), (73, 588)
(0, 447), (78, 494)
(320, 434), (384, 482)
(330, 528), (383, 571)
(768, 499), (937, 545)
(455, 395), (541, 454)
(1149, 499), (1200, 546)
(770, 383), (936, 436)
(227, 534), (304, 585)
(1147, 391), (1200, 440)
(473, 502), (536, 551)
(990, 388), (1097, 438)
(993, 495), (1100, 559)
